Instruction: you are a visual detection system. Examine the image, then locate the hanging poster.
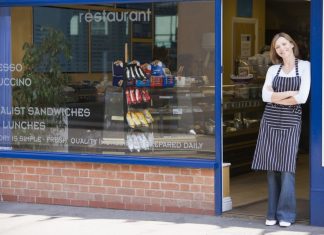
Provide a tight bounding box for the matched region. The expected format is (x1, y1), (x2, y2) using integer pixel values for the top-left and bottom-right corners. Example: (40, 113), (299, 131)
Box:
(241, 34), (251, 58)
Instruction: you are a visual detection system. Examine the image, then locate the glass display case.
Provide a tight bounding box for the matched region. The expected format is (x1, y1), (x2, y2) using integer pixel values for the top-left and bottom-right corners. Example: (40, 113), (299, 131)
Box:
(223, 81), (264, 175)
(102, 73), (215, 158)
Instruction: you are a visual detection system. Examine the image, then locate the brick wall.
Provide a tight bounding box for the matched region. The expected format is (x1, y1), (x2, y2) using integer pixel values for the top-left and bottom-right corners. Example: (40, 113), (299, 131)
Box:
(0, 158), (215, 215)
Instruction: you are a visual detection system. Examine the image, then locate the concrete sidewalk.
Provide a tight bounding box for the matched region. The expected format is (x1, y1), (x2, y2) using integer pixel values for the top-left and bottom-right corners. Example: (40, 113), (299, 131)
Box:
(0, 202), (324, 235)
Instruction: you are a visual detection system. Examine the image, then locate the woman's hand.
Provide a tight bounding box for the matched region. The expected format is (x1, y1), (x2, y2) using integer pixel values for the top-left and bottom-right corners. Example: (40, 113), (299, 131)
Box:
(287, 91), (298, 97)
(271, 90), (298, 102)
(274, 96), (298, 105)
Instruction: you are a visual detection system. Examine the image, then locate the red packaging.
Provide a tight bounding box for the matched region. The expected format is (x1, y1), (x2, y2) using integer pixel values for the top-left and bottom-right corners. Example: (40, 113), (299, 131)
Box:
(125, 88), (131, 105)
(129, 88), (137, 104)
(141, 88), (151, 102)
(135, 88), (143, 103)
(150, 76), (163, 87)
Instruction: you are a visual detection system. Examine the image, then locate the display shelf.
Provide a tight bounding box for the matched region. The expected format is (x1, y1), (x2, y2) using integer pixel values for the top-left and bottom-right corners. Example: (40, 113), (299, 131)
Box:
(222, 83), (263, 176)
(111, 115), (124, 121)
(103, 84), (214, 153)
(223, 127), (259, 138)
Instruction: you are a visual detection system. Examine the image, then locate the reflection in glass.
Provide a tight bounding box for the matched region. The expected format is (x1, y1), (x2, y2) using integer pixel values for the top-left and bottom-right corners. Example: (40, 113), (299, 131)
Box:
(5, 1), (215, 159)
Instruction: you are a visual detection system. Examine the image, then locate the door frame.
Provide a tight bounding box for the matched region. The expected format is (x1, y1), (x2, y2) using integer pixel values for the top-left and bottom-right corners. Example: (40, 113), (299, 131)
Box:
(310, 0), (324, 227)
(220, 0), (324, 226)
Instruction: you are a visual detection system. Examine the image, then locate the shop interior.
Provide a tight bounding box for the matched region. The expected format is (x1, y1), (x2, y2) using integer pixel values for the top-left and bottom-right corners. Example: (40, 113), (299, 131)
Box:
(223, 0), (310, 223)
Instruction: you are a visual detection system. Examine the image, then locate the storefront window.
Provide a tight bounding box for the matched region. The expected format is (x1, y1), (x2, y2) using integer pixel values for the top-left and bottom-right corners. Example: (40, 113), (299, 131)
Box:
(0, 1), (215, 159)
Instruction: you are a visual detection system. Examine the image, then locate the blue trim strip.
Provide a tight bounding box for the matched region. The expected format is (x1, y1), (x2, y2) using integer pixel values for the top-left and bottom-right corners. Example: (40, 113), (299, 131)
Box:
(0, 150), (217, 168)
(214, 0), (222, 216)
(310, 0), (324, 227)
(0, 0), (208, 7)
(0, 7), (12, 149)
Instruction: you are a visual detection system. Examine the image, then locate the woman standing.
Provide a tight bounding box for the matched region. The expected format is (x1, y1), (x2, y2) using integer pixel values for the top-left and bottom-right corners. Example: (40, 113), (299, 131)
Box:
(251, 32), (311, 227)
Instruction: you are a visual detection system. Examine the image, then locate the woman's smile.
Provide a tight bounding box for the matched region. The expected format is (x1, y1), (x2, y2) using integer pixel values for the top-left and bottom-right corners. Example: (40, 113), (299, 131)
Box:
(275, 37), (294, 58)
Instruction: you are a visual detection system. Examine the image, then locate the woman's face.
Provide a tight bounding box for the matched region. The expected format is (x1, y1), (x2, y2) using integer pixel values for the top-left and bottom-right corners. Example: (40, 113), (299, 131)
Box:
(274, 36), (294, 59)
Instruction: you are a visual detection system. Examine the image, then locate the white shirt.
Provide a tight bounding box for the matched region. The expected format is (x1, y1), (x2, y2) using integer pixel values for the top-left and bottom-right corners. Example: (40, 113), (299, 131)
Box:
(262, 60), (311, 104)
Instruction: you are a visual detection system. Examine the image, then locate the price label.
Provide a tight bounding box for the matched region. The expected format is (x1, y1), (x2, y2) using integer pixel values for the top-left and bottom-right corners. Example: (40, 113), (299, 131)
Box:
(159, 96), (173, 99)
(173, 108), (183, 115)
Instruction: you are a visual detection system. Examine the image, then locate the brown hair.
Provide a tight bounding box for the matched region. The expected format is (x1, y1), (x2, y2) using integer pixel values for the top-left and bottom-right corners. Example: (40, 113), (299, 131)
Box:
(270, 32), (300, 64)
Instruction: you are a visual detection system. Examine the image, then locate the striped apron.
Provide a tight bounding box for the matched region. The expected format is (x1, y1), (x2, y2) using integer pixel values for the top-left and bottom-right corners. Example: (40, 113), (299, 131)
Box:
(251, 58), (302, 173)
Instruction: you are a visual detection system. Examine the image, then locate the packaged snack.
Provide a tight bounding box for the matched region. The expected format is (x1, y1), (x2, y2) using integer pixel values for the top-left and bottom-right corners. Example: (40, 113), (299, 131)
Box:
(147, 133), (154, 148)
(129, 65), (136, 79)
(136, 112), (149, 127)
(133, 65), (141, 79)
(131, 111), (141, 127)
(137, 66), (147, 80)
(151, 60), (164, 76)
(150, 76), (163, 87)
(138, 133), (150, 150)
(126, 134), (134, 152)
(141, 88), (151, 102)
(129, 88), (137, 104)
(131, 134), (141, 152)
(125, 88), (131, 105)
(136, 78), (150, 87)
(126, 112), (135, 128)
(143, 109), (154, 123)
(141, 63), (151, 77)
(163, 75), (175, 87)
(135, 88), (143, 103)
(136, 134), (146, 150)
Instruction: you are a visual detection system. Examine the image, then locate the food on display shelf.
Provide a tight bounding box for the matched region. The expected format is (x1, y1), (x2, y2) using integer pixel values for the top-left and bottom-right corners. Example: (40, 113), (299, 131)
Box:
(126, 112), (135, 128)
(126, 134), (134, 152)
(141, 63), (151, 76)
(126, 87), (151, 105)
(137, 133), (150, 150)
(129, 88), (136, 104)
(125, 88), (132, 105)
(135, 112), (149, 127)
(138, 66), (147, 79)
(131, 134), (141, 152)
(130, 112), (141, 127)
(151, 60), (164, 76)
(135, 88), (143, 103)
(126, 133), (154, 152)
(141, 88), (151, 102)
(143, 109), (154, 123)
(113, 59), (174, 88)
(126, 110), (154, 128)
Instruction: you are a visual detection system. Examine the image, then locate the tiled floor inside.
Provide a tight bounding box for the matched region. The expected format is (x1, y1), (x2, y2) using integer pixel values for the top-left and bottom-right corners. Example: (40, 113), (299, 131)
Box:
(225, 154), (309, 221)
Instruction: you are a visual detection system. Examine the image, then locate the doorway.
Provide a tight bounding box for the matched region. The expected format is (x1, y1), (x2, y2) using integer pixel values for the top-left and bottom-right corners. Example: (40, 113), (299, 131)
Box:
(222, 0), (311, 223)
